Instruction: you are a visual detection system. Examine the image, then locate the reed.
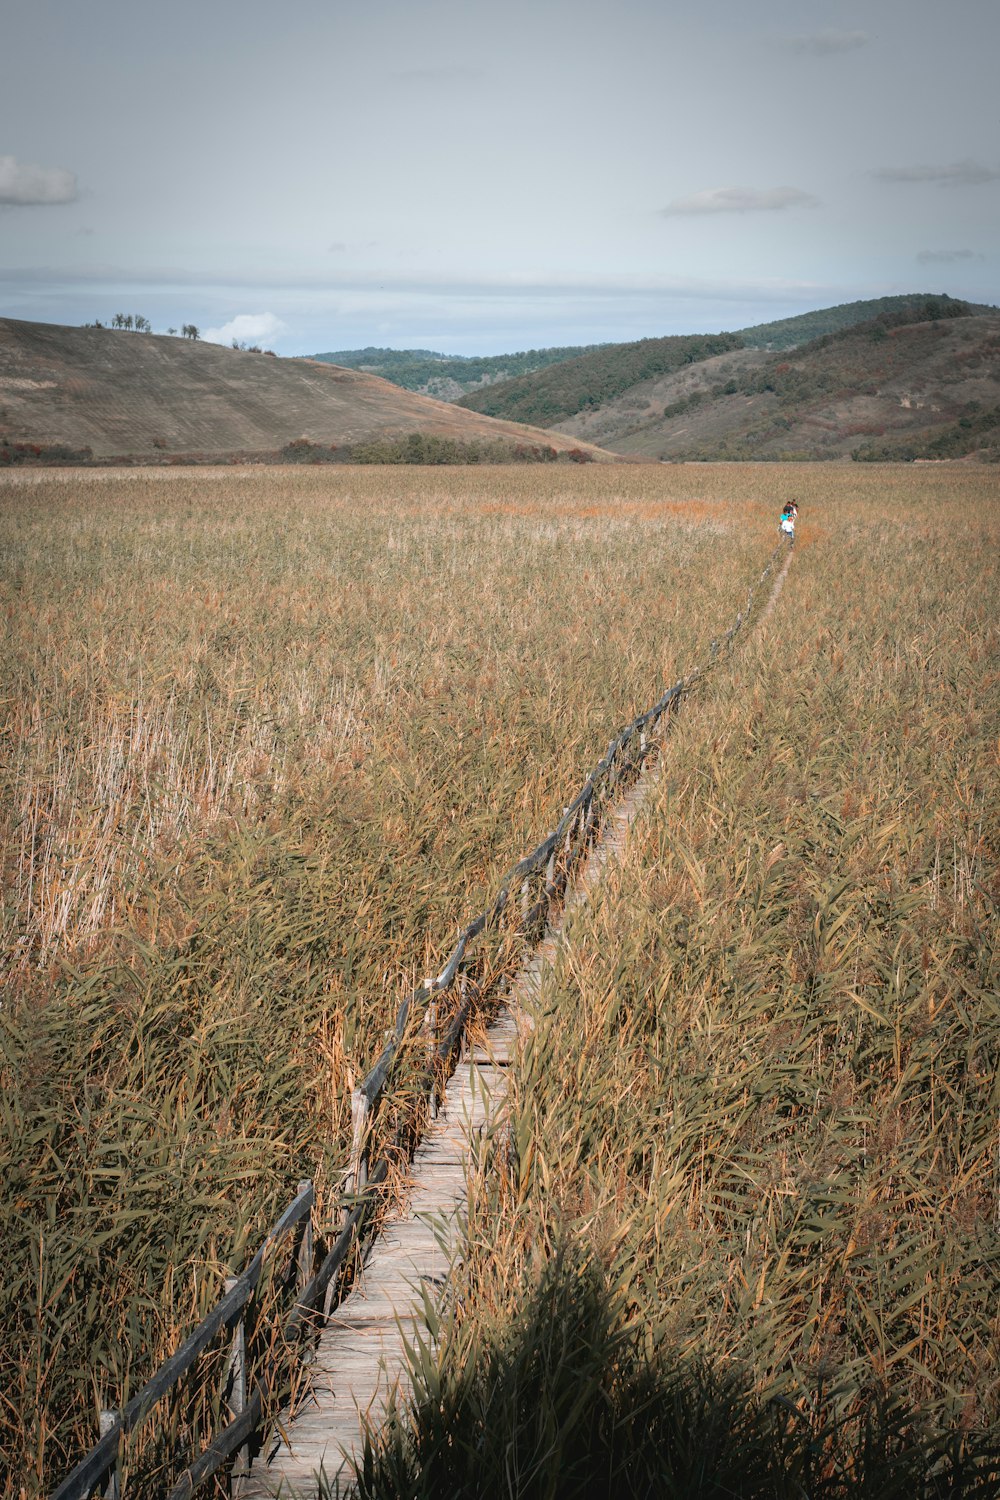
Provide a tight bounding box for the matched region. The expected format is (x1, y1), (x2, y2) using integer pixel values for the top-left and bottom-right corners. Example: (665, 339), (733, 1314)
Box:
(2, 461), (773, 1494)
(4, 462), (995, 1493)
(356, 467), (1000, 1496)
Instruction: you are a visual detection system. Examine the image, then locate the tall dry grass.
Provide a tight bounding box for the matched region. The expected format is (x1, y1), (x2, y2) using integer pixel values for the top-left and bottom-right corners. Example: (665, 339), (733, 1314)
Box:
(2, 462), (780, 1494)
(357, 469), (1000, 1496)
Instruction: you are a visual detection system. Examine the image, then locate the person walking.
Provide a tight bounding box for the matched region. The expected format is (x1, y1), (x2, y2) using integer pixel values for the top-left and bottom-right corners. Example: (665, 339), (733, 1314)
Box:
(779, 499), (798, 542)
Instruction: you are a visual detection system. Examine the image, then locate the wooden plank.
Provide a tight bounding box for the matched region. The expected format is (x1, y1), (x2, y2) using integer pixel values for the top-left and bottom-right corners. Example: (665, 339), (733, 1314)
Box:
(237, 1002), (516, 1500)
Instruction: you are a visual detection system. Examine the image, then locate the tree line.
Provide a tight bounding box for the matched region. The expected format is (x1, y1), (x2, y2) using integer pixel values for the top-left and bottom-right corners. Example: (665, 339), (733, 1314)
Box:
(737, 292), (985, 350)
(84, 316), (201, 338)
(82, 320), (270, 352)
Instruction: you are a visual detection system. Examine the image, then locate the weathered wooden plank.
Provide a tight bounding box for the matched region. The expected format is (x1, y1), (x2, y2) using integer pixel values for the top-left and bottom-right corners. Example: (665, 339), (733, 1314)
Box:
(237, 1002), (516, 1500)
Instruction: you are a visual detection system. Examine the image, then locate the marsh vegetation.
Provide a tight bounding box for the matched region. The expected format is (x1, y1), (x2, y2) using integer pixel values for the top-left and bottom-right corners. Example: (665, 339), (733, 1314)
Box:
(1, 463), (996, 1494)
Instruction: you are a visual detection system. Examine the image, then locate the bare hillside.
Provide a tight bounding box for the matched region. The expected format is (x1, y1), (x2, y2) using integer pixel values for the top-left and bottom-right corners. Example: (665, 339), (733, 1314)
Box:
(0, 320), (618, 462)
(549, 347), (771, 449)
(550, 311), (1000, 462)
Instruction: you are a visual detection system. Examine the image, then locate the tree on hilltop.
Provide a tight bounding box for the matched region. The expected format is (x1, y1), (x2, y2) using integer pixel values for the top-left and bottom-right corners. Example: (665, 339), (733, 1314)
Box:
(110, 313), (152, 332)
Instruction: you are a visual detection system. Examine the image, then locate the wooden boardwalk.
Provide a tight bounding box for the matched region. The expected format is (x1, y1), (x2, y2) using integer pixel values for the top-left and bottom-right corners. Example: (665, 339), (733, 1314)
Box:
(240, 753), (660, 1497)
(238, 551), (789, 1497)
(239, 1006), (521, 1497)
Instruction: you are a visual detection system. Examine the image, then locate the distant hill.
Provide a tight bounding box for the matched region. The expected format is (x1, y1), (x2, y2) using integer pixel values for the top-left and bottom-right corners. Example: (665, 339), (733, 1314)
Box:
(0, 320), (619, 465)
(311, 344), (606, 400)
(736, 292), (996, 350)
(547, 301), (1000, 462)
(321, 297), (987, 414)
(457, 295), (998, 433)
(457, 332), (745, 428)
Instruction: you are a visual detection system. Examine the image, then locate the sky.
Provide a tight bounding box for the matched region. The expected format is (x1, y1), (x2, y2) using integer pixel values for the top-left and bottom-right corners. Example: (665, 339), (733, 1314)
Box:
(1, 0), (998, 356)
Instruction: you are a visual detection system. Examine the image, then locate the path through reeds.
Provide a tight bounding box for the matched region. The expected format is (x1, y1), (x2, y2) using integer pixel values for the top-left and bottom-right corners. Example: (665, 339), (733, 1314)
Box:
(4, 463), (997, 1497)
(2, 463), (773, 1494)
(354, 475), (1000, 1499)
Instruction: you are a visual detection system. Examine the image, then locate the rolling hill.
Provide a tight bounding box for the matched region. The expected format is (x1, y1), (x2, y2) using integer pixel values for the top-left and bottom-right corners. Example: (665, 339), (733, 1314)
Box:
(734, 293), (997, 350)
(456, 332), (746, 428)
(316, 296), (988, 406)
(0, 319), (618, 464)
(459, 300), (1000, 462)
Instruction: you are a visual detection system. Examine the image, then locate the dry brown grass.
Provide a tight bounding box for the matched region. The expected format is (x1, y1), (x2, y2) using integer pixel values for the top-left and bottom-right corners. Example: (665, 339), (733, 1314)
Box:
(0, 318), (615, 460)
(360, 465), (1000, 1496)
(1, 461), (772, 1493)
(4, 461), (996, 1494)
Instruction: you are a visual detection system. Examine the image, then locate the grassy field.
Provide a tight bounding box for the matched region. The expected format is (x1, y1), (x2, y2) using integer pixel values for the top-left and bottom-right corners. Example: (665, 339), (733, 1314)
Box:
(356, 469), (1000, 1496)
(1, 462), (783, 1494)
(2, 463), (996, 1495)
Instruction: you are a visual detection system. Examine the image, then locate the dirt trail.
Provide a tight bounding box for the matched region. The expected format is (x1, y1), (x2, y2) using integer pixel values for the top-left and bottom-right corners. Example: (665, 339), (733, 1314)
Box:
(760, 541), (794, 621)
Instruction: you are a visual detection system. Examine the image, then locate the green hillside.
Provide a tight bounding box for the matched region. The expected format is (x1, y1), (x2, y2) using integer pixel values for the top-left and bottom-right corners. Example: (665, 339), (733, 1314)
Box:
(457, 332), (744, 427)
(310, 344), (604, 398)
(454, 299), (987, 430)
(316, 298), (997, 413)
(737, 292), (994, 350)
(589, 300), (1000, 463)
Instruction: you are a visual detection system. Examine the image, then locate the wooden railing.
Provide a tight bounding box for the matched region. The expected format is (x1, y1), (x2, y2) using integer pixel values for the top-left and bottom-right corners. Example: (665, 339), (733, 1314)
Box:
(52, 543), (784, 1499)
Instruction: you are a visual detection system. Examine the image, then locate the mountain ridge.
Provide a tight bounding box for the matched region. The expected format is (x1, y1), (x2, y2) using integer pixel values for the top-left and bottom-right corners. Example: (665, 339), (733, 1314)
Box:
(310, 343), (608, 401)
(312, 295), (996, 403)
(456, 294), (994, 435)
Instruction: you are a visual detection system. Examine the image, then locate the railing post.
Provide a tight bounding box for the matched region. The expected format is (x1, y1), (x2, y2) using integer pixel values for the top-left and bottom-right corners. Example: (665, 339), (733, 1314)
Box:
(343, 1088), (370, 1227)
(458, 970), (469, 1061)
(223, 1277), (250, 1478)
(98, 1410), (120, 1500)
(296, 1180), (314, 1295)
(424, 991), (438, 1118)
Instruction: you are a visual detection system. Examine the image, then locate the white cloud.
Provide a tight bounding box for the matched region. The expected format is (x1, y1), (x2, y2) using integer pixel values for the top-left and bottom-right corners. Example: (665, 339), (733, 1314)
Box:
(202, 312), (288, 347)
(661, 186), (819, 217)
(0, 154), (77, 205)
(787, 29), (868, 56)
(872, 159), (1000, 186)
